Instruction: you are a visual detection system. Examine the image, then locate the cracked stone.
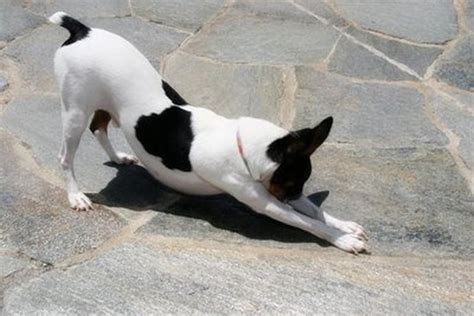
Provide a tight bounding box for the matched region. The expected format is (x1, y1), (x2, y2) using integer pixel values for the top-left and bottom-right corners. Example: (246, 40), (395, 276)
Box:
(3, 241), (472, 314)
(0, 256), (30, 278)
(163, 51), (284, 123)
(0, 0), (44, 42)
(82, 17), (189, 70)
(294, 0), (348, 27)
(293, 68), (447, 148)
(0, 130), (124, 263)
(345, 27), (443, 77)
(306, 146), (473, 257)
(29, 0), (130, 18)
(430, 91), (474, 169)
(328, 36), (417, 81)
(131, 0), (225, 32)
(0, 94), (136, 193)
(183, 10), (339, 65)
(434, 35), (474, 91)
(0, 75), (8, 92)
(333, 0), (458, 44)
(4, 17), (186, 92)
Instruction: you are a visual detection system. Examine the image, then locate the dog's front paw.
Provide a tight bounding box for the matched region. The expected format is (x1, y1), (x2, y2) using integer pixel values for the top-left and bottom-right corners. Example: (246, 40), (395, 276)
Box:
(332, 233), (369, 255)
(113, 152), (138, 165)
(68, 192), (93, 211)
(335, 221), (368, 241)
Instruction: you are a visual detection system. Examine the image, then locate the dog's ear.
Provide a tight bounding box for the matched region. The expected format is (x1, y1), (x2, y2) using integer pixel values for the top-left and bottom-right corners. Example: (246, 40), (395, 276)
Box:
(267, 117), (333, 161)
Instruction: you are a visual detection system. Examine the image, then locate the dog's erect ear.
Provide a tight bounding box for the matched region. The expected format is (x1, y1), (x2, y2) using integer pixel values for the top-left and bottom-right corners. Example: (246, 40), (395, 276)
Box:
(297, 116), (333, 156)
(267, 117), (333, 161)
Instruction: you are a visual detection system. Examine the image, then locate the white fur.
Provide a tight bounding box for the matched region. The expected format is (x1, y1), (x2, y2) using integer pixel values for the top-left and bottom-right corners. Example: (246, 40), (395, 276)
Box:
(52, 13), (368, 253)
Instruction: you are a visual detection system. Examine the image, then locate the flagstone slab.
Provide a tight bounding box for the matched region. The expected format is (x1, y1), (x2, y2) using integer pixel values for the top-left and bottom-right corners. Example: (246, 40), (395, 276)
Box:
(29, 0), (130, 18)
(430, 91), (474, 169)
(328, 36), (416, 81)
(0, 130), (124, 263)
(0, 256), (30, 278)
(345, 27), (443, 77)
(293, 67), (447, 148)
(294, 0), (347, 27)
(4, 17), (186, 93)
(3, 241), (472, 314)
(0, 0), (44, 42)
(131, 0), (225, 32)
(306, 145), (473, 257)
(333, 0), (458, 44)
(434, 35), (474, 91)
(182, 12), (339, 65)
(0, 94), (135, 193)
(163, 51), (285, 122)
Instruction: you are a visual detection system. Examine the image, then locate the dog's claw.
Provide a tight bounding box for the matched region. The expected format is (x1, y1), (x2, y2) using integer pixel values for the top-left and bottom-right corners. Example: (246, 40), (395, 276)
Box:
(113, 152), (138, 165)
(333, 233), (368, 254)
(68, 192), (93, 211)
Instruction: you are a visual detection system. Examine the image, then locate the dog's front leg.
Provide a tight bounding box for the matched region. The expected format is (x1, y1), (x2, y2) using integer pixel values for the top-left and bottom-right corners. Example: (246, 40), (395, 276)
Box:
(233, 182), (368, 254)
(288, 196), (368, 241)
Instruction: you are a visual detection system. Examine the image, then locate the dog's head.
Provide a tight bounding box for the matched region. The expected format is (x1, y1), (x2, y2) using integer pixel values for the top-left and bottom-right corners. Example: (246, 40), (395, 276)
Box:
(265, 117), (333, 201)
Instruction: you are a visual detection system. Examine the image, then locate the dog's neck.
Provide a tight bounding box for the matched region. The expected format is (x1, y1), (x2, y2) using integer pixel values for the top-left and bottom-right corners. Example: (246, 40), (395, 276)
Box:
(236, 117), (287, 183)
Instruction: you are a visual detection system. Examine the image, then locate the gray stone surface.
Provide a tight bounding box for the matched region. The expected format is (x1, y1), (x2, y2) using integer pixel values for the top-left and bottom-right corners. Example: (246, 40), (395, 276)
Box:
(466, 0), (474, 32)
(293, 67), (447, 148)
(82, 17), (188, 70)
(0, 256), (29, 278)
(29, 0), (130, 18)
(4, 25), (67, 92)
(4, 17), (186, 92)
(163, 51), (285, 122)
(328, 36), (416, 81)
(0, 1), (472, 313)
(0, 130), (124, 263)
(183, 11), (339, 65)
(333, 0), (458, 44)
(131, 0), (224, 32)
(0, 0), (44, 42)
(346, 27), (443, 77)
(0, 75), (8, 92)
(4, 241), (472, 314)
(0, 94), (135, 193)
(294, 0), (347, 27)
(306, 146), (473, 257)
(431, 91), (474, 169)
(434, 35), (474, 91)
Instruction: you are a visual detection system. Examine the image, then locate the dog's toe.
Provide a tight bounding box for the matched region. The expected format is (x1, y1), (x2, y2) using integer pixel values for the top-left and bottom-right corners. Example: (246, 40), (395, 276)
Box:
(333, 233), (369, 254)
(113, 152), (138, 165)
(69, 192), (93, 211)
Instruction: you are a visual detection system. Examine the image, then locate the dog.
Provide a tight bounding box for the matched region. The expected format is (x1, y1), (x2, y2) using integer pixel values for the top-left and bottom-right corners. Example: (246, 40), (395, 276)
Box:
(49, 12), (368, 254)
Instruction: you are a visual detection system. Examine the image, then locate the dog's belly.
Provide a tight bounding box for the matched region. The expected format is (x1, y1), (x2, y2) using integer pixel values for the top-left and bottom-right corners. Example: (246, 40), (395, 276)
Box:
(125, 137), (223, 196)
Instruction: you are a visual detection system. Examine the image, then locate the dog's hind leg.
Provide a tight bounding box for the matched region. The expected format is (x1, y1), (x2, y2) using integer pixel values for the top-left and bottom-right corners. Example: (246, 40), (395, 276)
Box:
(89, 110), (137, 165)
(59, 105), (93, 211)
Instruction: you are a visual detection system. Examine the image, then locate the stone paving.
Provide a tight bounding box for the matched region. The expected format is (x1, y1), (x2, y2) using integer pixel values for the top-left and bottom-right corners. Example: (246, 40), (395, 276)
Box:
(0, 0), (473, 314)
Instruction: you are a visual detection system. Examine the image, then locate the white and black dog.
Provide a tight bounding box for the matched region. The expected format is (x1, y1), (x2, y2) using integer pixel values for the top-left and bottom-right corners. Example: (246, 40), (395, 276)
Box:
(49, 12), (368, 253)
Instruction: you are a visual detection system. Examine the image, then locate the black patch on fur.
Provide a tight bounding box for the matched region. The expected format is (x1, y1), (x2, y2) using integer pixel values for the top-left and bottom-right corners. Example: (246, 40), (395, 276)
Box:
(269, 155), (312, 200)
(60, 16), (91, 46)
(135, 106), (194, 171)
(162, 80), (187, 105)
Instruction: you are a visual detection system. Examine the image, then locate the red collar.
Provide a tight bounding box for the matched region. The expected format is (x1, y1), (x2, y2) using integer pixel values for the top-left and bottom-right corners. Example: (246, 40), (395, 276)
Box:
(236, 127), (255, 179)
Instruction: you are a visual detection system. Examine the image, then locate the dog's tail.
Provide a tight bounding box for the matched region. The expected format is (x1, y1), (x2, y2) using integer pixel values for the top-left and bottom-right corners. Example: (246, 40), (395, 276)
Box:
(48, 12), (91, 46)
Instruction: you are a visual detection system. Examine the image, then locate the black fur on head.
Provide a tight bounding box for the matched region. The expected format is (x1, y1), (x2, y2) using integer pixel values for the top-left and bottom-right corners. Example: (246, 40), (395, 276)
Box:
(266, 116), (333, 201)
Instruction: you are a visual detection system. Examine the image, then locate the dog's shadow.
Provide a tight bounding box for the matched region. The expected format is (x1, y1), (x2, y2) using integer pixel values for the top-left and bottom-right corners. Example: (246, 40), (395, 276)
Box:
(88, 163), (331, 246)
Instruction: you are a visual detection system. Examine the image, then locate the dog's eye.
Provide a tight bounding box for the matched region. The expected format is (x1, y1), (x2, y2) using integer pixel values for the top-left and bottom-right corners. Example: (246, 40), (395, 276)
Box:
(285, 181), (295, 188)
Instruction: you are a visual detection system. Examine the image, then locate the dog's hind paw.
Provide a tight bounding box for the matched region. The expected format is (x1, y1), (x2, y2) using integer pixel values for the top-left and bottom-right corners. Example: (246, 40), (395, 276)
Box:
(113, 152), (138, 165)
(68, 192), (93, 211)
(333, 233), (369, 255)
